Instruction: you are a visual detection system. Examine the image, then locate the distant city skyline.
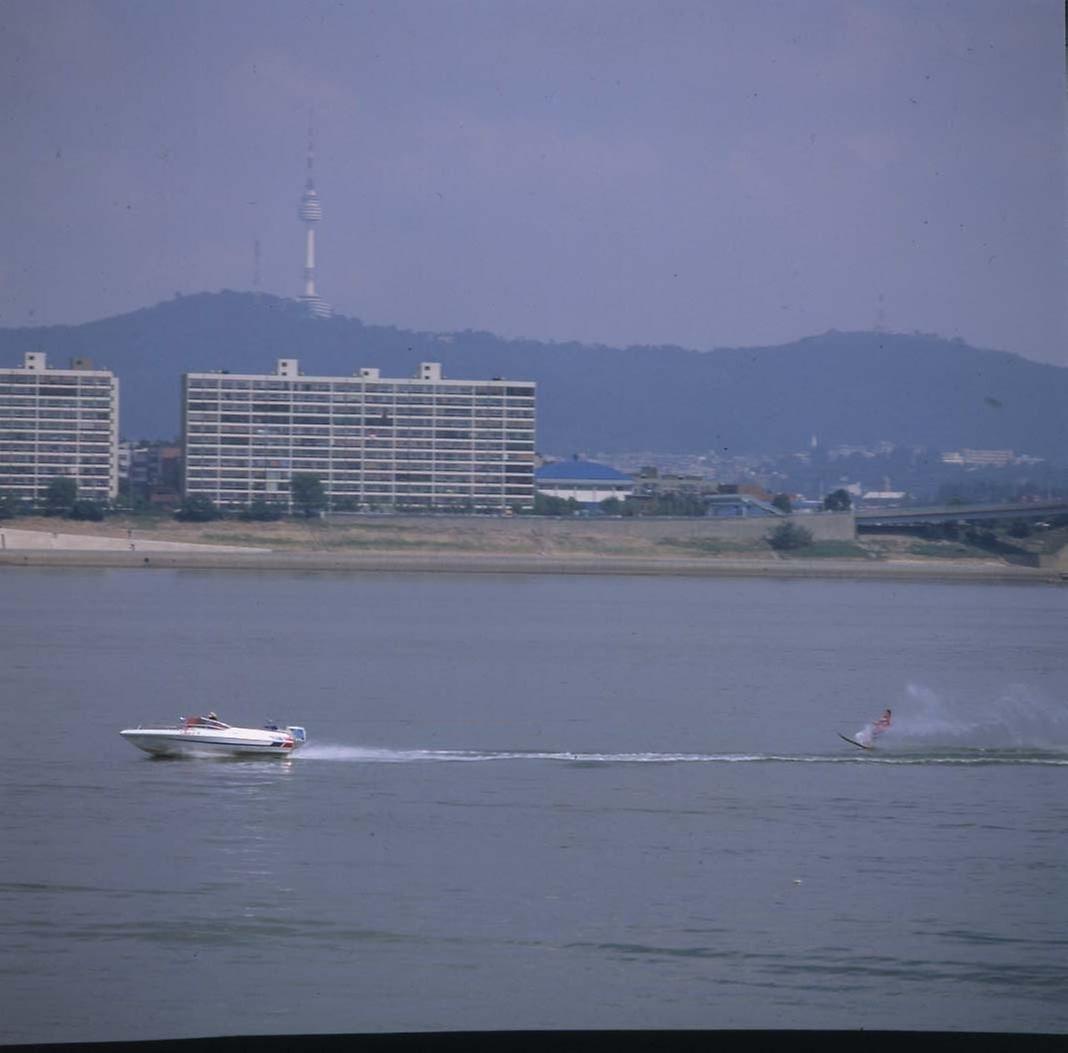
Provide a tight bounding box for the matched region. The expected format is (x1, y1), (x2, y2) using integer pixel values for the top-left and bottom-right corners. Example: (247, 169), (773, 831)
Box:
(1, 1), (1065, 366)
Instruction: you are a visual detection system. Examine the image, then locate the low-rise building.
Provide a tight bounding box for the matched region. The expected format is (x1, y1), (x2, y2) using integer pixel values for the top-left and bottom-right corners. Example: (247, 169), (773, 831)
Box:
(535, 460), (635, 504)
(0, 352), (119, 503)
(942, 449), (1016, 467)
(860, 490), (907, 507)
(632, 467), (719, 499)
(703, 493), (783, 517)
(120, 441), (182, 502)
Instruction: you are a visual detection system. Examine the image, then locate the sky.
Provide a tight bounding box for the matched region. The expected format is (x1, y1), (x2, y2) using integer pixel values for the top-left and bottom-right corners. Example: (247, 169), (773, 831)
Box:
(1, 0), (1065, 365)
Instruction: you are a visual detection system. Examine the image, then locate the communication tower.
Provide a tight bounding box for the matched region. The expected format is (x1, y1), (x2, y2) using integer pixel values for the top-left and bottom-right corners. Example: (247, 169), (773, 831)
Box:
(298, 125), (331, 318)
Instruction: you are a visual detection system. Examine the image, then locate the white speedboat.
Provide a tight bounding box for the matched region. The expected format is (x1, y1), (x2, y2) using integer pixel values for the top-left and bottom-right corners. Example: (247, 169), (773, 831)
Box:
(120, 714), (307, 758)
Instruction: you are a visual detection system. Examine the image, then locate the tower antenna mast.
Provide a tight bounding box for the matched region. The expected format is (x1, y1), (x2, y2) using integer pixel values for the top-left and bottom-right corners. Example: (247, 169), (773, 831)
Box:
(298, 116), (331, 317)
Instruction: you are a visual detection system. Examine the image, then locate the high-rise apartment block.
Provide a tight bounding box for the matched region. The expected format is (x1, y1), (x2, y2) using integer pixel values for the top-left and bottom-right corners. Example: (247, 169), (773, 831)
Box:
(0, 352), (120, 503)
(182, 360), (536, 512)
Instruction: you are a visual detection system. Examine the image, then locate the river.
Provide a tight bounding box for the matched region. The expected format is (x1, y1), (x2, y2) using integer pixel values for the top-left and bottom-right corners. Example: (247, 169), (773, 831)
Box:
(0, 569), (1065, 1041)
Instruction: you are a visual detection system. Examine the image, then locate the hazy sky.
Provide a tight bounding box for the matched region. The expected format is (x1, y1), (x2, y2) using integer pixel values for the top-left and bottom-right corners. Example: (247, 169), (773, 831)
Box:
(2, 0), (1065, 364)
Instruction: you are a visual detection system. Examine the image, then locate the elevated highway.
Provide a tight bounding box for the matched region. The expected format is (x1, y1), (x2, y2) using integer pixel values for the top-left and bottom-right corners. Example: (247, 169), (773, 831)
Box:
(856, 500), (1068, 530)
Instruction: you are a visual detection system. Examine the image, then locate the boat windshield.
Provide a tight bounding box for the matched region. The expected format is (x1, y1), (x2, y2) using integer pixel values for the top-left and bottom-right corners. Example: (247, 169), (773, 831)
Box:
(183, 715), (231, 729)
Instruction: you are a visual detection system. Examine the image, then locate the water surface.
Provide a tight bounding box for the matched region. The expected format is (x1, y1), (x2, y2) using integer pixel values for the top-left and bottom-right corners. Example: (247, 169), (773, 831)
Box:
(0, 569), (1065, 1041)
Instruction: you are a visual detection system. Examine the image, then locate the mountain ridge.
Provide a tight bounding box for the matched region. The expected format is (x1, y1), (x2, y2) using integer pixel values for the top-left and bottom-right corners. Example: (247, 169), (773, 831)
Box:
(1, 291), (1064, 459)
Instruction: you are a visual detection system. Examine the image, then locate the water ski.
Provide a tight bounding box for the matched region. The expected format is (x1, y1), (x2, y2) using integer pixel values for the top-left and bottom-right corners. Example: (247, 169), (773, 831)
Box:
(837, 732), (872, 750)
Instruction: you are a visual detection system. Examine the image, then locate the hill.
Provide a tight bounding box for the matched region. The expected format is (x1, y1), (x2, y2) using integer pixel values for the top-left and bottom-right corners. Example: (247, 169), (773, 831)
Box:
(1, 292), (1065, 458)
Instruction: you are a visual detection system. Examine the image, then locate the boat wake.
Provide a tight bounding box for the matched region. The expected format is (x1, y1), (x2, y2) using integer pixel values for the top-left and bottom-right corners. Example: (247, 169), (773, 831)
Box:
(300, 744), (1068, 766)
(298, 683), (1068, 767)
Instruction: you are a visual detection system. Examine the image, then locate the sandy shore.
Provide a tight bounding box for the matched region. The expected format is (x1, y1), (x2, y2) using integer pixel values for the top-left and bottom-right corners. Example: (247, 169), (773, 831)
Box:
(0, 525), (268, 553)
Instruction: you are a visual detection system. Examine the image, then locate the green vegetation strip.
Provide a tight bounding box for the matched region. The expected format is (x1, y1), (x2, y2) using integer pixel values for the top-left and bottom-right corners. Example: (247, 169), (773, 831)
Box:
(906, 542), (987, 559)
(776, 541), (874, 559)
(657, 538), (759, 557)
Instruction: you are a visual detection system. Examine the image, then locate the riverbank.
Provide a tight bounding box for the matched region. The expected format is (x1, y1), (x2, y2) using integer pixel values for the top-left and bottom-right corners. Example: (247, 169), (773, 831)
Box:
(0, 544), (1061, 584)
(1, 517), (1063, 584)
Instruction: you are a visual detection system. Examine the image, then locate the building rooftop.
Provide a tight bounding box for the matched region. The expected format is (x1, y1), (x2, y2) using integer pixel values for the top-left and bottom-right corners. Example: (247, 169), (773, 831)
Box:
(535, 460), (633, 483)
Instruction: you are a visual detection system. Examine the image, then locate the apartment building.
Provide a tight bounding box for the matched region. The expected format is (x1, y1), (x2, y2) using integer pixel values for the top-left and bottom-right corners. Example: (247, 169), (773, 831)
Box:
(182, 360), (536, 512)
(119, 440), (183, 500)
(0, 352), (120, 503)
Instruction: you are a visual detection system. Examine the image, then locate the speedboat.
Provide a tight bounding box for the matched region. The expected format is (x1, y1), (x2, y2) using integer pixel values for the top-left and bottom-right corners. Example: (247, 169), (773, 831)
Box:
(120, 714), (307, 758)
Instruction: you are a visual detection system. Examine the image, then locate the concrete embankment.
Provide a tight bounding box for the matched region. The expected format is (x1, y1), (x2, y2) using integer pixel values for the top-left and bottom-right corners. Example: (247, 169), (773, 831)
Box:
(0, 546), (1062, 584)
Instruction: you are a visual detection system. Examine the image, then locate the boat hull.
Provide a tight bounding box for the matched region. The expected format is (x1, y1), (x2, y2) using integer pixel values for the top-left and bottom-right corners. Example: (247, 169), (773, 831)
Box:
(121, 727), (300, 758)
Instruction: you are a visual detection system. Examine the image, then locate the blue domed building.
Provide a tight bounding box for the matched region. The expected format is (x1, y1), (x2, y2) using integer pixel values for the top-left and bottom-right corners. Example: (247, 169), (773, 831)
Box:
(535, 459), (634, 505)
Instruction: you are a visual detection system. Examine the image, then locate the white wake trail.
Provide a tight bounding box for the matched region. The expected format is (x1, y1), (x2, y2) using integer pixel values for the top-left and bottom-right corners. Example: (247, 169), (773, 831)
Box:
(298, 744), (1068, 766)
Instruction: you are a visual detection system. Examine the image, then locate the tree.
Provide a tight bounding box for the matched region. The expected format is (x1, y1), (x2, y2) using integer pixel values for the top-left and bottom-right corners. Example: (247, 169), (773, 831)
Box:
(69, 499), (104, 521)
(771, 493), (793, 514)
(43, 476), (78, 516)
(600, 496), (624, 515)
(964, 526), (999, 550)
(767, 521), (814, 551)
(644, 492), (706, 516)
(240, 499), (283, 522)
(175, 496), (221, 522)
(822, 488), (852, 512)
(533, 493), (580, 516)
(290, 472), (327, 517)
